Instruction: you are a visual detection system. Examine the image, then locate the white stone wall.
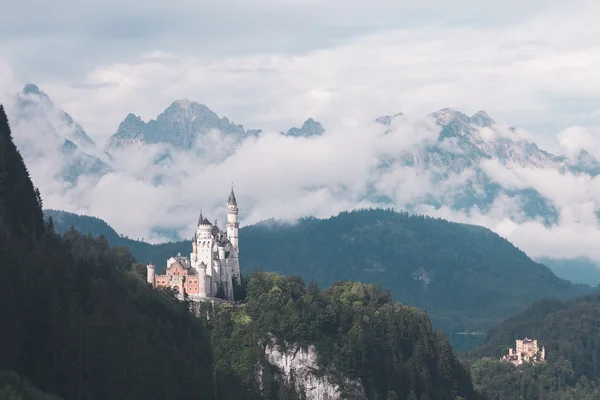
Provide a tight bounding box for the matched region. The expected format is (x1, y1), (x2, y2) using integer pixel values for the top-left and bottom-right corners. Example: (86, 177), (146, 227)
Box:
(263, 342), (365, 400)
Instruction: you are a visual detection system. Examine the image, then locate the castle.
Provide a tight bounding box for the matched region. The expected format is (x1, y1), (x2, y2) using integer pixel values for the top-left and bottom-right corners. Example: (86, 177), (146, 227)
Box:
(146, 187), (241, 301)
(501, 337), (546, 366)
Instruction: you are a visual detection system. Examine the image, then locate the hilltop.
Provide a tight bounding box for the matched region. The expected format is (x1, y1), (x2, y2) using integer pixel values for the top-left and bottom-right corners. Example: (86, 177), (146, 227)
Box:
(44, 208), (596, 334)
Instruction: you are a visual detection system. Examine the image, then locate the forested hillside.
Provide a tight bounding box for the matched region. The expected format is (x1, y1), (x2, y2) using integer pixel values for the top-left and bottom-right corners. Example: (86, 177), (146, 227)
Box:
(0, 105), (215, 400)
(209, 271), (483, 400)
(467, 293), (600, 399)
(240, 212), (597, 332)
(45, 209), (596, 334)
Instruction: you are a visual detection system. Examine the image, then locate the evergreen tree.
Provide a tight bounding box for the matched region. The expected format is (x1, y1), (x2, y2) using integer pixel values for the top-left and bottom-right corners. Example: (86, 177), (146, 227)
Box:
(0, 104), (215, 400)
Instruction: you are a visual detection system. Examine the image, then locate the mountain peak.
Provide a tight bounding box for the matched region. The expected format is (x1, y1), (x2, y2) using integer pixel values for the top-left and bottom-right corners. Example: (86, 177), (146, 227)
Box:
(123, 113), (143, 124)
(107, 99), (250, 151)
(172, 98), (193, 109)
(470, 110), (495, 127)
(22, 83), (43, 96)
(375, 112), (404, 126)
(286, 118), (325, 137)
(430, 108), (471, 126)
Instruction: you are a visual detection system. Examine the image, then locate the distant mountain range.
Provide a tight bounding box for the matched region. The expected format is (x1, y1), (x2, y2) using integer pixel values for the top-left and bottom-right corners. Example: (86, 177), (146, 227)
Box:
(377, 109), (600, 224)
(105, 99), (263, 153)
(44, 208), (597, 335)
(7, 84), (600, 263)
(9, 84), (600, 212)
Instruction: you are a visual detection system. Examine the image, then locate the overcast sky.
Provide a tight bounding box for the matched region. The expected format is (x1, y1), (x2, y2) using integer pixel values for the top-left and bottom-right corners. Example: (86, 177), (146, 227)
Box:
(2, 0), (600, 148)
(3, 0), (600, 263)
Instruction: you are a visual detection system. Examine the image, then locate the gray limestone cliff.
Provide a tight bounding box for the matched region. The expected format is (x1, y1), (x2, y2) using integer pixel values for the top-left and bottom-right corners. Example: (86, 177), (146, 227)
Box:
(261, 341), (365, 400)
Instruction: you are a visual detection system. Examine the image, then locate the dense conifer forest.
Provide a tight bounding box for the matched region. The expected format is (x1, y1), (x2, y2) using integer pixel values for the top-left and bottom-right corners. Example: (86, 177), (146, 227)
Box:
(2, 104), (482, 400)
(465, 293), (600, 399)
(0, 105), (214, 399)
(209, 271), (482, 400)
(45, 208), (596, 334)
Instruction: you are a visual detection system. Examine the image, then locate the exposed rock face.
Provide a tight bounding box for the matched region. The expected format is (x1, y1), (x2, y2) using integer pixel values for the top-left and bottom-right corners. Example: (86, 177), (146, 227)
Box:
(105, 99), (259, 152)
(263, 342), (365, 400)
(285, 118), (326, 137)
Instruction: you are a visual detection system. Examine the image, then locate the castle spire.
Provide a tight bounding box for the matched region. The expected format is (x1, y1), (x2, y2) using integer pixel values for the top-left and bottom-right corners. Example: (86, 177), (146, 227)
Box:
(228, 184), (237, 206)
(197, 210), (203, 226)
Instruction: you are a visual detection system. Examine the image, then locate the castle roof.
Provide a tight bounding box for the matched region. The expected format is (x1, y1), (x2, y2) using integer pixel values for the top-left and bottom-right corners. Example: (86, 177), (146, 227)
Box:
(197, 210), (212, 226)
(168, 259), (197, 275)
(200, 218), (212, 226)
(228, 186), (237, 206)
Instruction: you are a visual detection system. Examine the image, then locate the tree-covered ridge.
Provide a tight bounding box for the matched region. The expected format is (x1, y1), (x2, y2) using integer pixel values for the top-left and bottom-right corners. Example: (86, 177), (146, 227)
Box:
(472, 293), (600, 382)
(210, 271), (482, 400)
(45, 208), (596, 334)
(44, 209), (191, 265)
(470, 358), (600, 400)
(465, 292), (600, 399)
(240, 210), (594, 333)
(0, 105), (215, 400)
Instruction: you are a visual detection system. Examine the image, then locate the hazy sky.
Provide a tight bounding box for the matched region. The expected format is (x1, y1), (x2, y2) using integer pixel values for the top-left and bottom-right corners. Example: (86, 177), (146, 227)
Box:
(2, 0), (600, 148)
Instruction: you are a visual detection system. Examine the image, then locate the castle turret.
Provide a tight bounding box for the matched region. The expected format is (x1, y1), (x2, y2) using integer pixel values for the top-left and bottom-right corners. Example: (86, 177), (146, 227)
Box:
(198, 262), (207, 298)
(146, 263), (156, 286)
(192, 234), (198, 259)
(226, 185), (239, 250)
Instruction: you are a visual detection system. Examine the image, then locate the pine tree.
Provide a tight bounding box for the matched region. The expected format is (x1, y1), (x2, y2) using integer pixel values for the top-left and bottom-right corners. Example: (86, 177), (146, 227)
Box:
(0, 104), (45, 242)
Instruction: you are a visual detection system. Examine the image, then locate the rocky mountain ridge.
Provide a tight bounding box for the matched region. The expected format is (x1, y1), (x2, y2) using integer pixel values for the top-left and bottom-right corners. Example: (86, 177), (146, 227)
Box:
(7, 83), (600, 233)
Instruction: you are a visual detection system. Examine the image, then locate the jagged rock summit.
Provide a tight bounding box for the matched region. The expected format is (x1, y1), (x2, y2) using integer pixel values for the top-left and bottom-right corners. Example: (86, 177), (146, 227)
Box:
(470, 110), (495, 127)
(105, 99), (260, 152)
(371, 107), (600, 224)
(285, 118), (326, 137)
(375, 112), (404, 126)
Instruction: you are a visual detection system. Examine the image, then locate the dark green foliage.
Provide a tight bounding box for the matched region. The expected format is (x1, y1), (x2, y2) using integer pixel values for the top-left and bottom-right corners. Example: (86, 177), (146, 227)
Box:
(467, 293), (600, 399)
(470, 358), (600, 399)
(45, 209), (595, 334)
(0, 105), (45, 243)
(472, 293), (600, 383)
(232, 274), (249, 303)
(0, 105), (215, 400)
(239, 211), (594, 333)
(0, 370), (63, 400)
(209, 271), (482, 400)
(43, 209), (191, 267)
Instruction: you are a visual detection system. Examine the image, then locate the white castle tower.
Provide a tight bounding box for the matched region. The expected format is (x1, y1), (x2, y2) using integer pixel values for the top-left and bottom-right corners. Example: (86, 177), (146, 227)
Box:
(147, 187), (242, 301)
(226, 186), (241, 281)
